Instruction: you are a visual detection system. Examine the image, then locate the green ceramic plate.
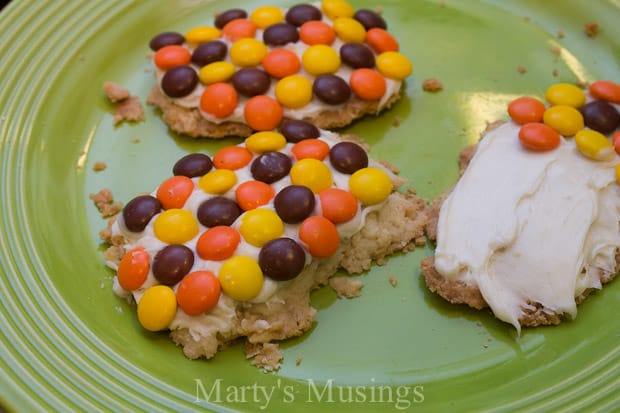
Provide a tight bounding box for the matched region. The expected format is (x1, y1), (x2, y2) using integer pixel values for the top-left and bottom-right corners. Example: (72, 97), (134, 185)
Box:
(1, 0), (619, 411)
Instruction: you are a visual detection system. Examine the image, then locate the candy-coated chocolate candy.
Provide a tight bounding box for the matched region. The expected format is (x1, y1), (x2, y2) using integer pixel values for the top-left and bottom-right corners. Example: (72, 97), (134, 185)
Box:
(235, 180), (276, 210)
(365, 28), (399, 53)
(312, 74), (351, 104)
(191, 41), (228, 67)
(230, 38), (268, 67)
(275, 75), (313, 108)
(222, 18), (257, 41)
(118, 247), (150, 290)
(581, 100), (620, 135)
(349, 167), (392, 205)
(349, 68), (386, 100)
(176, 271), (221, 316)
(200, 82), (238, 118)
(198, 61), (236, 84)
(589, 80), (620, 104)
(244, 96), (283, 131)
(196, 226), (241, 261)
(250, 5), (284, 29)
(246, 131), (287, 153)
(156, 175), (194, 210)
(215, 8), (248, 29)
(321, 0), (355, 20)
(298, 215), (339, 258)
(299, 20), (336, 45)
(149, 31), (185, 51)
(329, 141), (368, 174)
(154, 45), (192, 70)
(280, 119), (320, 142)
(197, 197), (242, 227)
(319, 187), (358, 223)
(507, 96), (546, 125)
(542, 105), (584, 136)
(232, 68), (271, 97)
(122, 195), (162, 232)
(251, 152), (292, 183)
(259, 238), (306, 281)
(173, 153), (213, 177)
(290, 158), (333, 193)
(213, 146), (253, 170)
(153, 209), (199, 244)
(185, 26), (221, 46)
(263, 22), (299, 46)
(302, 45), (341, 75)
(575, 129), (615, 161)
(376, 51), (412, 80)
(261, 49), (301, 78)
(137, 285), (177, 331)
(219, 256), (264, 301)
(239, 208), (284, 247)
(545, 83), (586, 108)
(198, 169), (237, 194)
(286, 4), (322, 26)
(333, 17), (366, 43)
(339, 42), (375, 68)
(152, 244), (195, 286)
(291, 139), (330, 161)
(353, 9), (387, 30)
(161, 65), (199, 97)
(274, 185), (316, 223)
(518, 122), (561, 152)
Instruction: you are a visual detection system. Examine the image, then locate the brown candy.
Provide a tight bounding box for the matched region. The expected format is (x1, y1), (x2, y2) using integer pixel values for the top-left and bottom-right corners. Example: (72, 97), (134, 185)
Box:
(329, 142), (368, 174)
(122, 195), (162, 232)
(232, 68), (271, 97)
(215, 8), (248, 29)
(152, 244), (195, 286)
(259, 237), (306, 281)
(251, 152), (292, 184)
(274, 185), (315, 223)
(149, 31), (184, 51)
(279, 119), (320, 142)
(313, 74), (351, 105)
(161, 66), (199, 98)
(263, 23), (300, 46)
(191, 41), (228, 67)
(285, 4), (322, 26)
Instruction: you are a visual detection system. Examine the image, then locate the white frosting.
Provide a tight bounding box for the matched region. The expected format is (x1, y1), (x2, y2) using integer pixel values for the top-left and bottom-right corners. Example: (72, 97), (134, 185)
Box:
(434, 121), (620, 331)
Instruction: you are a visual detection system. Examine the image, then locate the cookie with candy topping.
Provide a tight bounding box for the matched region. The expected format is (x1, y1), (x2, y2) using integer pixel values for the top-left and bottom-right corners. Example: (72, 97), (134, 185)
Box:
(146, 1), (413, 138)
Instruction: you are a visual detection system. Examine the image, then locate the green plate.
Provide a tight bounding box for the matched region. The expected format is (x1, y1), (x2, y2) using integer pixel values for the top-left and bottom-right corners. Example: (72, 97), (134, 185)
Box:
(1, 0), (619, 411)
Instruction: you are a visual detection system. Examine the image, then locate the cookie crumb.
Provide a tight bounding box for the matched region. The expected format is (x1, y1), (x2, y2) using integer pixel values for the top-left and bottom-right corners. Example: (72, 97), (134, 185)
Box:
(103, 81), (145, 125)
(483, 343), (489, 349)
(92, 161), (107, 172)
(389, 275), (398, 287)
(517, 65), (527, 74)
(295, 357), (302, 366)
(376, 258), (386, 266)
(575, 79), (589, 89)
(132, 138), (141, 144)
(557, 30), (565, 39)
(392, 117), (401, 127)
(439, 0), (446, 7)
(245, 342), (282, 372)
(422, 78), (443, 92)
(550, 46), (561, 57)
(374, 5), (383, 14)
(145, 52), (154, 59)
(103, 81), (130, 103)
(90, 188), (122, 218)
(523, 16), (531, 22)
(584, 22), (599, 37)
(380, 160), (400, 174)
(552, 68), (559, 77)
(329, 277), (363, 298)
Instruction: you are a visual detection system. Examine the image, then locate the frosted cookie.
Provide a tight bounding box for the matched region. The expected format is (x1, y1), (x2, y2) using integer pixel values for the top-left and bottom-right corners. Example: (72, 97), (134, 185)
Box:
(146, 1), (412, 138)
(422, 80), (620, 332)
(101, 120), (427, 369)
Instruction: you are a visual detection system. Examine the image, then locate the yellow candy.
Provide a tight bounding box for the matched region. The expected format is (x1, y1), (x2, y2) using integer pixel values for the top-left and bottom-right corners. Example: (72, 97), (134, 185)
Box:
(333, 17), (366, 43)
(545, 83), (586, 108)
(153, 209), (199, 244)
(275, 75), (313, 108)
(542, 105), (584, 137)
(185, 26), (221, 45)
(230, 38), (268, 67)
(198, 169), (237, 194)
(198, 61), (236, 84)
(290, 158), (333, 193)
(302, 45), (341, 75)
(616, 163), (620, 184)
(239, 208), (284, 247)
(219, 256), (264, 301)
(376, 52), (413, 80)
(575, 129), (614, 161)
(321, 0), (355, 20)
(137, 285), (177, 331)
(349, 167), (392, 205)
(245, 131), (287, 153)
(250, 6), (284, 29)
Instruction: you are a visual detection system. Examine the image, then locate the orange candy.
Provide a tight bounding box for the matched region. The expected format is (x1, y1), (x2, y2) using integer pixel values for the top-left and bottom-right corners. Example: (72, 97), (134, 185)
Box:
(156, 176), (194, 210)
(299, 216), (340, 258)
(299, 21), (336, 45)
(319, 188), (358, 224)
(235, 180), (275, 210)
(196, 226), (241, 261)
(222, 18), (257, 41)
(154, 45), (192, 70)
(176, 271), (221, 316)
(350, 68), (386, 100)
(518, 122), (561, 151)
(244, 95), (283, 131)
(613, 130), (620, 155)
(291, 139), (330, 161)
(262, 49), (301, 78)
(117, 247), (150, 291)
(365, 28), (399, 53)
(589, 80), (620, 104)
(507, 96), (546, 125)
(200, 83), (238, 118)
(213, 146), (253, 170)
